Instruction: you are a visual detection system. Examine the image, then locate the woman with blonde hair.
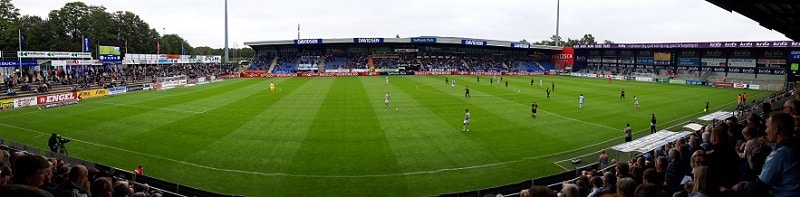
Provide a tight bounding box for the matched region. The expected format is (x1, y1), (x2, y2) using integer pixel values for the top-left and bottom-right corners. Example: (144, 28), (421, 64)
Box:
(691, 166), (712, 197)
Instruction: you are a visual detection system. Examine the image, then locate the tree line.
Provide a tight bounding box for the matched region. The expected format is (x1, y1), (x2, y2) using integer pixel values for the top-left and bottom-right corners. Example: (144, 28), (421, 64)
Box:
(0, 0), (252, 60)
(525, 34), (613, 46)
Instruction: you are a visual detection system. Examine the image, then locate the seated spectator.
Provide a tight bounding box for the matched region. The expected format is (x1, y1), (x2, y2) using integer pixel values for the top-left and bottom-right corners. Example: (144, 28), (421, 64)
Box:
(560, 183), (579, 197)
(91, 177), (113, 197)
(633, 183), (666, 197)
(587, 176), (604, 197)
(0, 165), (11, 187)
(729, 112), (800, 196)
(0, 184), (54, 197)
(691, 166), (713, 197)
(6, 87), (15, 96)
(10, 154), (50, 188)
(599, 171), (617, 194)
(616, 177), (636, 197)
(53, 165), (90, 197)
(523, 185), (557, 197)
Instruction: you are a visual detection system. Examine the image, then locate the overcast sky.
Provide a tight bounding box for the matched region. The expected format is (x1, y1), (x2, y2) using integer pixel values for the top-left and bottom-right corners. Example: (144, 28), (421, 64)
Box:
(14, 0), (790, 48)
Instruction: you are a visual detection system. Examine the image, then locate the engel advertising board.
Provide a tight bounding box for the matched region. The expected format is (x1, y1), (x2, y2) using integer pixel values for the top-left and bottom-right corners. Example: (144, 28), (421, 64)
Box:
(37, 92), (78, 105)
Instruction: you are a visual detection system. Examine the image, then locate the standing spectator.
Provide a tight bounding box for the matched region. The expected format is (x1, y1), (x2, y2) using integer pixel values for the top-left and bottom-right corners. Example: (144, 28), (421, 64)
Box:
(700, 129), (712, 151)
(134, 165), (143, 175)
(707, 123), (739, 188)
(651, 114), (657, 134)
(663, 148), (683, 194)
(624, 123), (633, 143)
(598, 149), (609, 170)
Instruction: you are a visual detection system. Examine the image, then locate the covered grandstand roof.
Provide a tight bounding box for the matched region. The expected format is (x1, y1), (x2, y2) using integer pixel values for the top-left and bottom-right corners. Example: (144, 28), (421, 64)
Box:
(244, 36), (564, 50)
(706, 0), (800, 41)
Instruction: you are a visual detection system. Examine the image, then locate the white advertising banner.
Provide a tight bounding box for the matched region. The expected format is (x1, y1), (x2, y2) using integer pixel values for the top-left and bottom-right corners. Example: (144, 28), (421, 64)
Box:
(700, 58), (726, 67)
(727, 59), (757, 67)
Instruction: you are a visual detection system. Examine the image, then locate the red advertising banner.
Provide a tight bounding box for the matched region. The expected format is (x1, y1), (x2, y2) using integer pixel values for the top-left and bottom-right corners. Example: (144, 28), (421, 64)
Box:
(264, 73), (297, 78)
(358, 72), (379, 76)
(154, 82), (163, 90)
(318, 72), (359, 77)
(552, 46), (575, 69)
(37, 92), (77, 105)
(415, 71), (451, 75)
(166, 54), (181, 59)
(298, 73), (320, 77)
(713, 82), (734, 88)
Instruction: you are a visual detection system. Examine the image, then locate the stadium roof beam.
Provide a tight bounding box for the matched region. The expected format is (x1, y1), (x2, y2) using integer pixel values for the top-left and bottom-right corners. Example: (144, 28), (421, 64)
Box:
(706, 0), (800, 41)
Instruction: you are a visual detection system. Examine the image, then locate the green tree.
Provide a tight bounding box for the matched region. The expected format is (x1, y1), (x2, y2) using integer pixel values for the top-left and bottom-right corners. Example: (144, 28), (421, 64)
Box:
(161, 34), (192, 55)
(18, 15), (51, 51)
(579, 34), (596, 45)
(111, 11), (159, 54)
(0, 0), (20, 51)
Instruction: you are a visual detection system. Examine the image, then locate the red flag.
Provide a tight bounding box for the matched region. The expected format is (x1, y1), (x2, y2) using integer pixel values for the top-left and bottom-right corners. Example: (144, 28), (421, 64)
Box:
(157, 42), (161, 54)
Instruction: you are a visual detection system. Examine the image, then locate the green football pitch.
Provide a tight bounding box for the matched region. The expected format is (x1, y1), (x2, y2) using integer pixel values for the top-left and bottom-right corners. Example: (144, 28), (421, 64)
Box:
(0, 75), (772, 196)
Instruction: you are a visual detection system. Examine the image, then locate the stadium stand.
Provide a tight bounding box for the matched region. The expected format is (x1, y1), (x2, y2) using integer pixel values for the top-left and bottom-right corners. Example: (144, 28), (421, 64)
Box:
(1, 64), (237, 100)
(440, 89), (799, 197)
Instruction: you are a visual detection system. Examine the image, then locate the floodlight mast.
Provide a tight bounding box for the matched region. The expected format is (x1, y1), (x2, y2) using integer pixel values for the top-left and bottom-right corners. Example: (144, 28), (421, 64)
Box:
(224, 0), (229, 63)
(555, 0), (561, 47)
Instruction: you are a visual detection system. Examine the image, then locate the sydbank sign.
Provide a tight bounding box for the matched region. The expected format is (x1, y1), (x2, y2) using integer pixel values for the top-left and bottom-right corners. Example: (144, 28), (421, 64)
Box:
(294, 39), (323, 45)
(462, 39), (487, 46)
(354, 38), (384, 44)
(410, 37), (437, 44)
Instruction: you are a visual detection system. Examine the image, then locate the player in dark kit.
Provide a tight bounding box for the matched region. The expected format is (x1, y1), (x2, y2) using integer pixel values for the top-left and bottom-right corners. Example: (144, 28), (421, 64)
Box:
(551, 81), (555, 91)
(505, 80), (508, 87)
(465, 85), (470, 99)
(531, 101), (538, 118)
(546, 88), (551, 100)
(620, 88), (625, 100)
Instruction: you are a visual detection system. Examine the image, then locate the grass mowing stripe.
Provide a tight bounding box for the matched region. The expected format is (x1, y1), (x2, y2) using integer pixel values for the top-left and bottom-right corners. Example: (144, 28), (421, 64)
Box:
(406, 76), (585, 156)
(366, 76), (501, 171)
(282, 77), (408, 196)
